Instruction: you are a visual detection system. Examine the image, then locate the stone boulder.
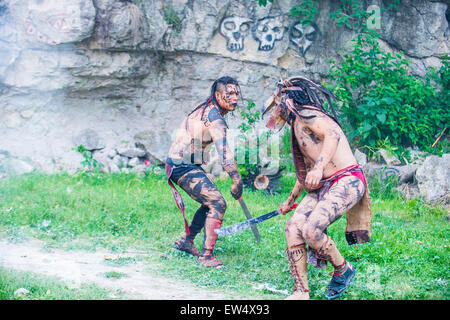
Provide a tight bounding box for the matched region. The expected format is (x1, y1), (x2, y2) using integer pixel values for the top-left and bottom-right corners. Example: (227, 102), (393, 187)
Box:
(380, 0), (448, 58)
(0, 150), (34, 176)
(72, 129), (106, 151)
(416, 154), (450, 203)
(374, 148), (401, 166)
(354, 149), (368, 166)
(10, 0), (96, 45)
(362, 162), (417, 185)
(134, 130), (172, 164)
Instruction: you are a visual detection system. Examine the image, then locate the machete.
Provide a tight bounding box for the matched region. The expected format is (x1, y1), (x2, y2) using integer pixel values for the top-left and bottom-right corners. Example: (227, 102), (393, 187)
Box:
(237, 197), (260, 243)
(215, 203), (298, 237)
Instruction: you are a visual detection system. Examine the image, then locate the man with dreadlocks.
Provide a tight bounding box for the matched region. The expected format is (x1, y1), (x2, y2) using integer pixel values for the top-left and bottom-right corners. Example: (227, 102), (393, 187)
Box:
(165, 76), (243, 268)
(262, 76), (371, 299)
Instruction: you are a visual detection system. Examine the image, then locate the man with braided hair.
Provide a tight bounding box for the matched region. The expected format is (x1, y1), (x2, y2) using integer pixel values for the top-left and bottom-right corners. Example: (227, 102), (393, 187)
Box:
(165, 76), (243, 268)
(261, 76), (372, 299)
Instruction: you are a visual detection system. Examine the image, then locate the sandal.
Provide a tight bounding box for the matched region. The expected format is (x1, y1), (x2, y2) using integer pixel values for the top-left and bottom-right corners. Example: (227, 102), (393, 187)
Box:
(325, 264), (356, 299)
(173, 237), (200, 256)
(196, 254), (223, 268)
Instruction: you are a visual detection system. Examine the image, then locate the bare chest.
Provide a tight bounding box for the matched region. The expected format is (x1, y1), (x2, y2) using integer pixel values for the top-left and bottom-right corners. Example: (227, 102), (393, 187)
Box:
(294, 124), (323, 153)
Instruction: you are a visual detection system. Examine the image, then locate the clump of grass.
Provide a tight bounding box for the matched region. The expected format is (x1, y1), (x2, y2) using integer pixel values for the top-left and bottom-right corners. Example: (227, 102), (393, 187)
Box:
(104, 256), (138, 267)
(100, 271), (129, 279)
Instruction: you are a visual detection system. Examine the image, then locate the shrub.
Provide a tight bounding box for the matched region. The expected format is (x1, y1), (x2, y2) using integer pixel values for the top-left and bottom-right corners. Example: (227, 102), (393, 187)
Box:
(327, 32), (449, 158)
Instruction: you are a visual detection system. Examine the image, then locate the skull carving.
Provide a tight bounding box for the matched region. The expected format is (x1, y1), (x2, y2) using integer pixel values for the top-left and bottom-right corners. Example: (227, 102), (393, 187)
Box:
(289, 22), (318, 56)
(252, 16), (285, 51)
(219, 16), (252, 52)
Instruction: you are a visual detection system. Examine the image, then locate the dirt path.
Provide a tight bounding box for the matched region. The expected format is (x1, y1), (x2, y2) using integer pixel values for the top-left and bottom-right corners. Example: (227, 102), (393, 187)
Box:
(0, 238), (261, 300)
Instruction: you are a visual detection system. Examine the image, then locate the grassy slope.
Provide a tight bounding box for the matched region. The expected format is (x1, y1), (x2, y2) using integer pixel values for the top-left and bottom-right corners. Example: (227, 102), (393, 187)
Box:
(0, 172), (448, 300)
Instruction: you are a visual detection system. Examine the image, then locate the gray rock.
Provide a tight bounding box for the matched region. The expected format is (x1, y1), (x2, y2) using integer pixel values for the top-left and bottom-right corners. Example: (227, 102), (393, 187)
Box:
(380, 0), (448, 58)
(107, 149), (118, 159)
(396, 183), (421, 199)
(363, 162), (418, 185)
(109, 162), (120, 174)
(397, 165), (419, 184)
(73, 129), (105, 151)
(416, 154), (450, 203)
(10, 159), (34, 175)
(116, 146), (146, 158)
(128, 157), (140, 167)
(354, 149), (367, 166)
(0, 152), (34, 176)
(134, 130), (171, 163)
(112, 155), (128, 168)
(406, 148), (429, 165)
(9, 0), (96, 45)
(375, 149), (401, 166)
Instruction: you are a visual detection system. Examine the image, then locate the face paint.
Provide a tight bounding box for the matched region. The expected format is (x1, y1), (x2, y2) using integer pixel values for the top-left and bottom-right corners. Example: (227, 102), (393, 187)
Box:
(216, 84), (240, 112)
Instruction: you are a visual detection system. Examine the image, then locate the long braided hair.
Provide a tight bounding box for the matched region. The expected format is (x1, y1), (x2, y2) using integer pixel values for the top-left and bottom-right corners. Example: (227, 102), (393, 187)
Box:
(281, 76), (340, 126)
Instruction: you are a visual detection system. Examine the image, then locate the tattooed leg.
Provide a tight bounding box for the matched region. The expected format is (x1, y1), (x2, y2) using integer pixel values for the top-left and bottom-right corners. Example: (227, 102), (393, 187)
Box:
(284, 193), (318, 299)
(186, 205), (209, 242)
(285, 243), (310, 300)
(285, 192), (318, 248)
(173, 204), (208, 256)
(302, 176), (365, 269)
(199, 195), (226, 265)
(176, 167), (227, 266)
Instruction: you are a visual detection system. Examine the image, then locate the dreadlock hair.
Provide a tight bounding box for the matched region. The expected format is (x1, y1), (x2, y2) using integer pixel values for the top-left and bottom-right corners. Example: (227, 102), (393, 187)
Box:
(286, 87), (313, 107)
(188, 76), (241, 117)
(284, 77), (341, 126)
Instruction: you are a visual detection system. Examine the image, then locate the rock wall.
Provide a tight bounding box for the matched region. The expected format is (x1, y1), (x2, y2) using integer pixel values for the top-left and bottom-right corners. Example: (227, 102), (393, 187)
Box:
(0, 0), (448, 179)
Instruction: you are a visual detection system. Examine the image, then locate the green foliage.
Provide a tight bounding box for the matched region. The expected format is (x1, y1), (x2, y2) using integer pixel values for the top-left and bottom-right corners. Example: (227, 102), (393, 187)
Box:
(289, 0), (318, 25)
(329, 0), (400, 32)
(75, 145), (103, 172)
(162, 4), (181, 35)
(366, 169), (401, 200)
(329, 0), (367, 30)
(327, 32), (449, 158)
(238, 100), (260, 133)
(257, 0), (273, 7)
(237, 100), (264, 174)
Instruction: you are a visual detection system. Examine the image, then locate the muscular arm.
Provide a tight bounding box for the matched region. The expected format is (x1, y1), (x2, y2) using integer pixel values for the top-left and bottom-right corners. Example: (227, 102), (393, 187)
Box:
(287, 179), (304, 204)
(208, 108), (243, 198)
(280, 179), (305, 214)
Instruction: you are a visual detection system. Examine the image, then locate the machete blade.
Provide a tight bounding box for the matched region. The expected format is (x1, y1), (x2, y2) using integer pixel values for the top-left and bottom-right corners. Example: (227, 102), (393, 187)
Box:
(215, 203), (297, 237)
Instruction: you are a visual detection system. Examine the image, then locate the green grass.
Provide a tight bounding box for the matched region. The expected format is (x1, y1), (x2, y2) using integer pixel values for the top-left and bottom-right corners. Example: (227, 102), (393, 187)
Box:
(0, 171), (448, 300)
(0, 266), (122, 300)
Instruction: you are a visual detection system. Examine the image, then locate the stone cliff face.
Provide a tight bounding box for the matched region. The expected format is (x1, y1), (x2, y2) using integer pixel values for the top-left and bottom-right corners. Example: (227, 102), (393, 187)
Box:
(0, 0), (448, 177)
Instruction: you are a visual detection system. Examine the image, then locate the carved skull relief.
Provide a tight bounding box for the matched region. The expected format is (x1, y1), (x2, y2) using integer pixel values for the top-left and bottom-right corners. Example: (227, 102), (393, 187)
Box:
(219, 16), (252, 52)
(252, 16), (285, 51)
(289, 22), (318, 56)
